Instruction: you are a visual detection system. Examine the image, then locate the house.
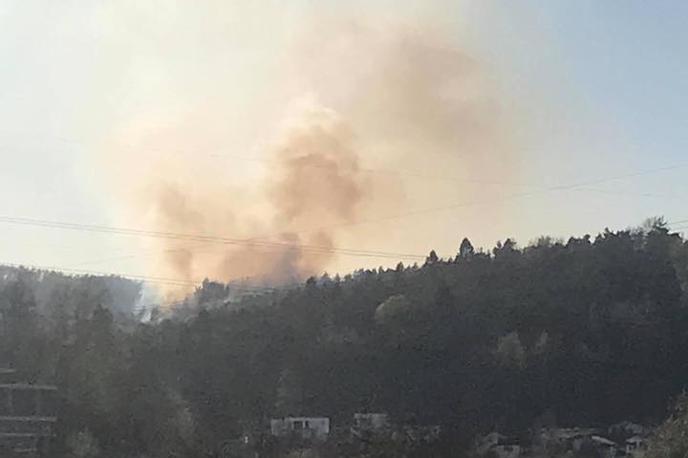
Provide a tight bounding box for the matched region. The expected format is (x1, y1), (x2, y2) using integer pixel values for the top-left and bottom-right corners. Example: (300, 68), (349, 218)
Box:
(590, 435), (619, 457)
(270, 417), (330, 441)
(625, 436), (646, 457)
(606, 422), (648, 457)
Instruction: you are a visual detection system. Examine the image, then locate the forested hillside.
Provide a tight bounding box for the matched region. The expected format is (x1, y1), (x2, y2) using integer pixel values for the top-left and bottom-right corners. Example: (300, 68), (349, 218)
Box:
(0, 267), (141, 381)
(2, 219), (688, 457)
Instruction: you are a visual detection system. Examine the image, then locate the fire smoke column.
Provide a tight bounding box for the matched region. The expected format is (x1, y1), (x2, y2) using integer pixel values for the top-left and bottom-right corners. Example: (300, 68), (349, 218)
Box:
(218, 101), (368, 284)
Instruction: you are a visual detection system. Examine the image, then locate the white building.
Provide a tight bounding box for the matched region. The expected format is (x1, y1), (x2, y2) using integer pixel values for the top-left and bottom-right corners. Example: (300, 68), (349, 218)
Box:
(270, 417), (330, 441)
(625, 436), (646, 457)
(591, 436), (618, 458)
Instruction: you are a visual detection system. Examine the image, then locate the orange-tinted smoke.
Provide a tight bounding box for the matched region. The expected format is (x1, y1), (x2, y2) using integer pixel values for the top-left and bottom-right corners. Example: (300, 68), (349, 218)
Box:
(100, 21), (517, 299)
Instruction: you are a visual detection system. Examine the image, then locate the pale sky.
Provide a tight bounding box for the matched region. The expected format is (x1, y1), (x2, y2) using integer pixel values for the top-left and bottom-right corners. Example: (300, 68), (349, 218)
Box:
(1, 0), (687, 285)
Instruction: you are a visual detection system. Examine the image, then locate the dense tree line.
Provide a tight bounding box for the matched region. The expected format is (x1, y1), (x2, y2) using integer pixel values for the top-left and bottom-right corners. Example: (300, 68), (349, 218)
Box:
(2, 218), (688, 457)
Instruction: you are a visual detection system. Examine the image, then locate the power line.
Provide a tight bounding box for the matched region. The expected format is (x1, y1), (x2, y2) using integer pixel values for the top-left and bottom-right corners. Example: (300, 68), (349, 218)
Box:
(3, 133), (685, 220)
(3, 129), (688, 267)
(246, 162), (688, 239)
(5, 215), (687, 297)
(2, 160), (686, 271)
(670, 225), (688, 232)
(0, 216), (427, 261)
(0, 261), (193, 287)
(0, 260), (278, 293)
(208, 151), (688, 200)
(68, 162), (688, 269)
(664, 219), (688, 233)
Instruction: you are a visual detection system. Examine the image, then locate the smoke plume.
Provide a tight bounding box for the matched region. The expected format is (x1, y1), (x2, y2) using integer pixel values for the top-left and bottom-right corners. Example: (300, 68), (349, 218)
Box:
(99, 16), (517, 297)
(215, 102), (368, 285)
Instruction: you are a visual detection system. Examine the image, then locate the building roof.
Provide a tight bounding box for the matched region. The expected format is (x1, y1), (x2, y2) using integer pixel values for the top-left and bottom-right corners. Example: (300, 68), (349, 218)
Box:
(544, 427), (600, 440)
(591, 435), (617, 447)
(626, 435), (644, 443)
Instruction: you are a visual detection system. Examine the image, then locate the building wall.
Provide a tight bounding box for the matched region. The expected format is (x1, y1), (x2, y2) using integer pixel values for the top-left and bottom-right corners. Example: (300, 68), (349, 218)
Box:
(0, 385), (58, 455)
(270, 417), (330, 441)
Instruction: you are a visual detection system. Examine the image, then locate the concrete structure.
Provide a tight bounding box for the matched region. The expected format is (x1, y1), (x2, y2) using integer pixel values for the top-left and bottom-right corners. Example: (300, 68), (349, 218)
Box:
(270, 417), (330, 441)
(0, 378), (58, 456)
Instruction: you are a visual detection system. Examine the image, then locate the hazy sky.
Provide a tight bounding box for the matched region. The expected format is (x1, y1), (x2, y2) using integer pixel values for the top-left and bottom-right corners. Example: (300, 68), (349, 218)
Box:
(1, 0), (687, 286)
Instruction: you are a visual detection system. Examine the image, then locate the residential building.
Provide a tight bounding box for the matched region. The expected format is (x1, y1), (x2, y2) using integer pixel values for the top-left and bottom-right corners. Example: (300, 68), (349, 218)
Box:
(270, 417), (330, 441)
(0, 373), (58, 456)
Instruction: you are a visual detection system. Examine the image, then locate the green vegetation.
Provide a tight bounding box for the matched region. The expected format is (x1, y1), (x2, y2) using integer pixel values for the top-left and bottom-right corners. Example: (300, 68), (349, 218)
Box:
(2, 218), (688, 457)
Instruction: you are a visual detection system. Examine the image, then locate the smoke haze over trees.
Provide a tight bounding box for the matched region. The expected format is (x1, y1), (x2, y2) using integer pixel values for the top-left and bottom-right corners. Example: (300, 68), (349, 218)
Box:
(2, 219), (688, 456)
(100, 18), (517, 298)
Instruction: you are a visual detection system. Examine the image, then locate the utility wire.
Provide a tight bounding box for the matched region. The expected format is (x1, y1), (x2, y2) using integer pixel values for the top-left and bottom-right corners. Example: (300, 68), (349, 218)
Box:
(2, 161), (686, 270)
(0, 261), (194, 287)
(5, 216), (688, 296)
(0, 260), (278, 293)
(68, 164), (688, 269)
(3, 131), (688, 267)
(247, 162), (688, 239)
(0, 216), (427, 261)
